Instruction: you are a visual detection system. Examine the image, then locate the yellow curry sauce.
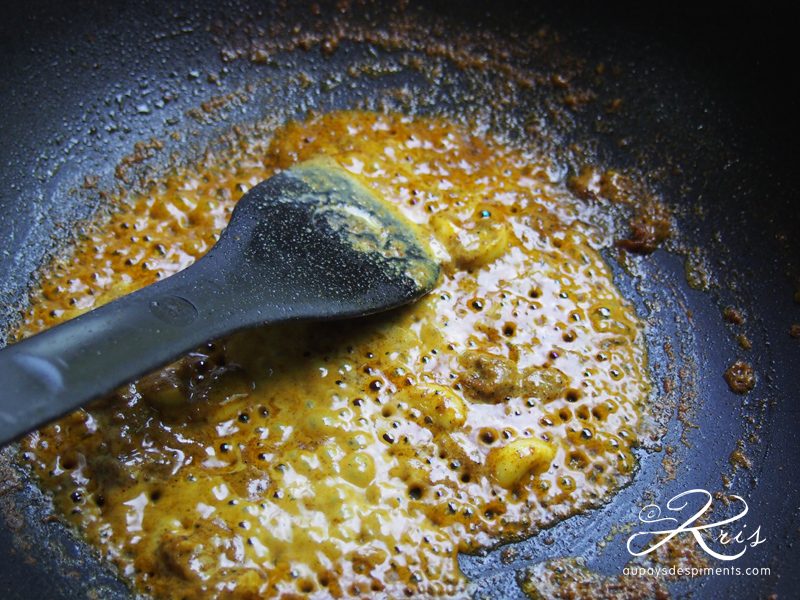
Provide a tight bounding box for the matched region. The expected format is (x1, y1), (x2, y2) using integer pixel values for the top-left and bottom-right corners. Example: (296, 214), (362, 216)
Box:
(18, 111), (651, 598)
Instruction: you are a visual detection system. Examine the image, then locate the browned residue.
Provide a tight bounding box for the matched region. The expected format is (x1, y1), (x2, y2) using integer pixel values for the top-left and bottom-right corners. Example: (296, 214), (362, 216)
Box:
(186, 89), (250, 123)
(724, 360), (756, 394)
(729, 440), (753, 470)
(568, 166), (636, 206)
(722, 306), (745, 325)
(616, 200), (672, 255)
(660, 445), (678, 483)
(518, 557), (669, 600)
(566, 165), (671, 255)
(645, 531), (711, 575)
(683, 252), (713, 291)
(737, 334), (753, 350)
(114, 137), (165, 184)
(210, 6), (545, 91)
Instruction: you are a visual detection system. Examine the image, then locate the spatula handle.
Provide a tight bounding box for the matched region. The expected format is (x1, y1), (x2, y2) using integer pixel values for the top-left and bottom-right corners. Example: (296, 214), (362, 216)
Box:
(0, 267), (221, 446)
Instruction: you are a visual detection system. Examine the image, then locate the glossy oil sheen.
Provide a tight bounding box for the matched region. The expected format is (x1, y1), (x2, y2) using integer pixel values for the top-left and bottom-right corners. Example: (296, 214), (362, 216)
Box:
(20, 111), (652, 598)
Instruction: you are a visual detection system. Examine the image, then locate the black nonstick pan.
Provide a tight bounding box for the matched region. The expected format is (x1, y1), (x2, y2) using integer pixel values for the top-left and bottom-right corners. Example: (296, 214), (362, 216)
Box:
(1, 2), (798, 598)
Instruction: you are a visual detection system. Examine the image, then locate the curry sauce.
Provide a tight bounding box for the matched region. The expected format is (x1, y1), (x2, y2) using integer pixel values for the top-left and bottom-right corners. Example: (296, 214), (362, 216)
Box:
(18, 111), (652, 598)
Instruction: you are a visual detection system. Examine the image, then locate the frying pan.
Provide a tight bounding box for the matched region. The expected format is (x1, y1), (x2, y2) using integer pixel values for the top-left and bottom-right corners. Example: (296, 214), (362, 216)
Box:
(1, 1), (798, 598)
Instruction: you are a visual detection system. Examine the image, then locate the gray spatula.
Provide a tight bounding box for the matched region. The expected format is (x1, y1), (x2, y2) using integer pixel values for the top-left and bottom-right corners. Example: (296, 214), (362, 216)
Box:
(0, 157), (440, 446)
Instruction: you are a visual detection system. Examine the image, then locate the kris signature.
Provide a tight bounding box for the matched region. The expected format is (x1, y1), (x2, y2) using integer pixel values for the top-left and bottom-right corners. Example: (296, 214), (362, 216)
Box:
(627, 489), (766, 561)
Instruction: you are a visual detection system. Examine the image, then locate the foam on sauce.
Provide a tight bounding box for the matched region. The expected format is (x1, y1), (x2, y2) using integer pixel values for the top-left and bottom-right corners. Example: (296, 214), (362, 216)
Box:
(19, 111), (652, 598)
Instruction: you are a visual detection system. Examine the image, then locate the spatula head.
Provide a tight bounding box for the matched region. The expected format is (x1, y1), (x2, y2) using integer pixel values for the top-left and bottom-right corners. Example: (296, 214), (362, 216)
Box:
(0, 159), (440, 446)
(198, 156), (441, 326)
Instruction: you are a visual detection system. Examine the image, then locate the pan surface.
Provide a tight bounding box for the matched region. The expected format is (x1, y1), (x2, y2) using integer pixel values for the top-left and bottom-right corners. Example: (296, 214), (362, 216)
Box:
(1, 2), (798, 599)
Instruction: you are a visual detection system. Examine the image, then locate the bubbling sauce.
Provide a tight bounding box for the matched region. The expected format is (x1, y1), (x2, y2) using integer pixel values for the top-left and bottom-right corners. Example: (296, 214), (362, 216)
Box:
(19, 111), (652, 598)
